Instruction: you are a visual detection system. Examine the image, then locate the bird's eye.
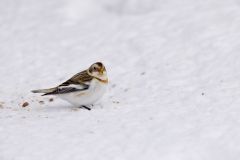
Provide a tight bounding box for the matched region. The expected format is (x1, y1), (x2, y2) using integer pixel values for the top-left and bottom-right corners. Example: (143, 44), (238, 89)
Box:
(93, 67), (97, 70)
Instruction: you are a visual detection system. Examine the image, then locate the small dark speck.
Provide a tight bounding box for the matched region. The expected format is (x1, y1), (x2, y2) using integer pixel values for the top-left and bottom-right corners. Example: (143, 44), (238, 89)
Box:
(201, 93), (205, 96)
(0, 102), (4, 108)
(124, 88), (129, 92)
(111, 84), (116, 88)
(141, 72), (146, 75)
(22, 102), (29, 107)
(49, 98), (54, 102)
(88, 131), (94, 134)
(39, 101), (44, 104)
(112, 101), (120, 104)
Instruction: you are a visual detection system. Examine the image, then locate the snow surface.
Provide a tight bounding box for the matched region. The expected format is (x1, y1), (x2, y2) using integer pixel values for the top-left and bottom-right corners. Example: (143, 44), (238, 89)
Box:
(1, 0), (240, 159)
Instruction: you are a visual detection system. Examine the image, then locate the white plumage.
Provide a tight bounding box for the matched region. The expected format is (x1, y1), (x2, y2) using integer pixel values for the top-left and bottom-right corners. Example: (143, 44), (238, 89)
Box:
(58, 78), (107, 106)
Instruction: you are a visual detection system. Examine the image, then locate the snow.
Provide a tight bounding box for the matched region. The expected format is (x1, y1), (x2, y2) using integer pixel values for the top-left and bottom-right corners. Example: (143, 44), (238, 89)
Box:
(1, 0), (240, 159)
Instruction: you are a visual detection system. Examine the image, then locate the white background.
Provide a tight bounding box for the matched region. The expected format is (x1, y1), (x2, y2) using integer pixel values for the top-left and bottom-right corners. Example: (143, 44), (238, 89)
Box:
(0, 0), (240, 159)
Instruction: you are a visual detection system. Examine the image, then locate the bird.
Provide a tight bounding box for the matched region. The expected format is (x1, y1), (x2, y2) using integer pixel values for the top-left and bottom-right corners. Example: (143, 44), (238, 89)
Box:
(31, 62), (108, 110)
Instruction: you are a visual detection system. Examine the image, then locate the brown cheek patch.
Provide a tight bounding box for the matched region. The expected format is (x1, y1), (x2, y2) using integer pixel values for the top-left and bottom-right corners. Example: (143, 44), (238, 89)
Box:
(89, 68), (93, 73)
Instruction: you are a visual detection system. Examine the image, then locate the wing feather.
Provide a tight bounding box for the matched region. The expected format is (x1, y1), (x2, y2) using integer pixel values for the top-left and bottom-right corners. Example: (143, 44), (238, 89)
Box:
(42, 85), (88, 96)
(42, 70), (92, 96)
(60, 70), (92, 86)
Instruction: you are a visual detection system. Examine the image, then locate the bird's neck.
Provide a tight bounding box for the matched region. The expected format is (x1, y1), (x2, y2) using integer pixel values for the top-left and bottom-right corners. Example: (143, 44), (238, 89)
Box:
(94, 77), (108, 84)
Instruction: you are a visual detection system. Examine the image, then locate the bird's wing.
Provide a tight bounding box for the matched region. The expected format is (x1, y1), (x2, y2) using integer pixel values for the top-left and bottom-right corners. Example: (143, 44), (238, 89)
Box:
(42, 84), (89, 96)
(42, 70), (92, 96)
(60, 70), (93, 86)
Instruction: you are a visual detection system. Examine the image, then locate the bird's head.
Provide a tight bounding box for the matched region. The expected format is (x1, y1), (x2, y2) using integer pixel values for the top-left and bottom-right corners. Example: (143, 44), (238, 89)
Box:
(88, 62), (107, 81)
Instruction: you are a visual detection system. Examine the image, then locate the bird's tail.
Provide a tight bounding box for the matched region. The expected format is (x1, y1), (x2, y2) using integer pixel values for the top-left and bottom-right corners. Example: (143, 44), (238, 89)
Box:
(31, 87), (56, 94)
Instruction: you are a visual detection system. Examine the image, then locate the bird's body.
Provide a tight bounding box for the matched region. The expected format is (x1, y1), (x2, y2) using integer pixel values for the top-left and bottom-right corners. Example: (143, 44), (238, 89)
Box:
(32, 62), (108, 110)
(58, 78), (107, 106)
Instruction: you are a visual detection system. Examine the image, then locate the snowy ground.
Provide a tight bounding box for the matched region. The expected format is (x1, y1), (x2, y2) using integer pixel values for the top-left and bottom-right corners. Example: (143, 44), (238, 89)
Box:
(1, 0), (240, 159)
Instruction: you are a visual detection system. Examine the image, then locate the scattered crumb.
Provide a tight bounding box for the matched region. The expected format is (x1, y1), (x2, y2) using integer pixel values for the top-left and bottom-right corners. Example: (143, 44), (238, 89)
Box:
(141, 72), (146, 75)
(201, 93), (205, 96)
(39, 101), (44, 104)
(88, 131), (94, 134)
(113, 101), (120, 104)
(49, 98), (54, 102)
(111, 84), (116, 88)
(22, 102), (29, 107)
(0, 102), (4, 108)
(124, 88), (129, 92)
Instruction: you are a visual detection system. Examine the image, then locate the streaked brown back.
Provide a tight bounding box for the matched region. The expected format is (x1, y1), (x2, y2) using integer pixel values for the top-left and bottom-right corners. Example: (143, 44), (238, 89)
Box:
(60, 70), (93, 86)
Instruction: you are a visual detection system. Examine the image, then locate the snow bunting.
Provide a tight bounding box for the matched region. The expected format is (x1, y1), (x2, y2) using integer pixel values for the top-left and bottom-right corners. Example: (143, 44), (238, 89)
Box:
(32, 62), (108, 110)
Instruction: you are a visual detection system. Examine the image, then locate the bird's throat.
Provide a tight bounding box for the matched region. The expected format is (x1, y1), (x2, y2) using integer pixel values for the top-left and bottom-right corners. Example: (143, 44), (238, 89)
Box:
(95, 77), (108, 84)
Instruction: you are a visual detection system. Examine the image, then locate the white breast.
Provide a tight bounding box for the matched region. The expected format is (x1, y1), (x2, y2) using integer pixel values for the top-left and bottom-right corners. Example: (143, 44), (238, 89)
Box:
(58, 79), (107, 106)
